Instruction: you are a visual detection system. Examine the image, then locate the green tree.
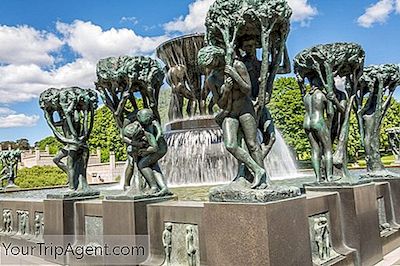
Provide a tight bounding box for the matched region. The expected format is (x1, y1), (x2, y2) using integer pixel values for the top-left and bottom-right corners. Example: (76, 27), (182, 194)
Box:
(88, 105), (126, 162)
(269, 77), (310, 159)
(36, 136), (63, 154)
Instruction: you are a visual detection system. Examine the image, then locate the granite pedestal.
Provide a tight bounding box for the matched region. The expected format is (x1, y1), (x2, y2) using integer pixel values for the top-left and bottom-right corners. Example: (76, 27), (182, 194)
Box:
(306, 191), (357, 265)
(203, 196), (312, 266)
(145, 201), (206, 266)
(305, 183), (382, 266)
(43, 195), (99, 264)
(375, 182), (400, 255)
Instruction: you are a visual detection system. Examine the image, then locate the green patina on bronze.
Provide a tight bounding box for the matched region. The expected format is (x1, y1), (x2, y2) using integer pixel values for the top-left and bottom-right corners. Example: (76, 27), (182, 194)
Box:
(95, 55), (164, 126)
(198, 0), (300, 202)
(294, 42), (365, 183)
(39, 87), (98, 196)
(0, 150), (21, 189)
(357, 64), (400, 178)
(95, 56), (171, 199)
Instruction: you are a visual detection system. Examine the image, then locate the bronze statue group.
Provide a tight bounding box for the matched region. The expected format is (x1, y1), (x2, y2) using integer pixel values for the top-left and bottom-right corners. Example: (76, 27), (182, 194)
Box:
(36, 0), (400, 200)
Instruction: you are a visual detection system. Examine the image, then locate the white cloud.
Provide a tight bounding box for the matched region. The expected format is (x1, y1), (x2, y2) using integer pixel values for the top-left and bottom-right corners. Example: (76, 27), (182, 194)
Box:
(287, 0), (318, 24)
(0, 20), (170, 104)
(0, 25), (63, 66)
(0, 113), (39, 128)
(396, 0), (400, 12)
(357, 0), (394, 28)
(0, 60), (96, 103)
(0, 107), (16, 115)
(57, 20), (169, 62)
(120, 16), (139, 25)
(164, 0), (213, 34)
(164, 0), (318, 33)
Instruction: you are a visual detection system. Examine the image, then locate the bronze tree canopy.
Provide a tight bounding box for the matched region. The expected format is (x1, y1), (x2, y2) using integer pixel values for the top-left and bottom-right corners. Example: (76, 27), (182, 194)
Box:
(294, 42), (365, 182)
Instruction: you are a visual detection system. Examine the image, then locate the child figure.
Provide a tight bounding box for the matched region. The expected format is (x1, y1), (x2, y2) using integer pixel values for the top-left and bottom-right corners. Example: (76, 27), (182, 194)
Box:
(123, 108), (170, 197)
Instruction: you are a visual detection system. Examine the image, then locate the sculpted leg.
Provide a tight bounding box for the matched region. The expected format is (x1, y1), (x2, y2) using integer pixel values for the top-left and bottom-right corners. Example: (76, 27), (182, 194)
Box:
(319, 125), (333, 182)
(308, 130), (322, 182)
(152, 164), (170, 196)
(223, 117), (266, 188)
(53, 148), (69, 175)
(124, 154), (135, 189)
(239, 113), (269, 188)
(137, 155), (160, 194)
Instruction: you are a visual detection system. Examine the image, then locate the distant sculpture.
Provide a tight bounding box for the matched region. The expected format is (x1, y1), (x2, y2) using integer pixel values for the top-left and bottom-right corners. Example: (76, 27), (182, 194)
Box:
(162, 222), (173, 266)
(34, 213), (43, 237)
(95, 56), (165, 192)
(0, 150), (21, 189)
(387, 128), (400, 163)
(123, 109), (171, 197)
(2, 210), (12, 233)
(186, 225), (197, 266)
(18, 211), (29, 236)
(156, 33), (209, 120)
(297, 75), (345, 183)
(40, 87), (98, 196)
(294, 43), (365, 182)
(166, 64), (198, 120)
(314, 217), (330, 261)
(356, 65), (400, 178)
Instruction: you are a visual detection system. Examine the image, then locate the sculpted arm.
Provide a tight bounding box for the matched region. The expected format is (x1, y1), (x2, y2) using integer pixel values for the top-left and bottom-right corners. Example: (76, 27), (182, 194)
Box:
(138, 132), (158, 156)
(44, 111), (79, 145)
(225, 61), (252, 95)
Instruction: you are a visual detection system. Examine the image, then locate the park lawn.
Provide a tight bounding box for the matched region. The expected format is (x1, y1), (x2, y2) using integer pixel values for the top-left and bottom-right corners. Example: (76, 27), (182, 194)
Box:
(356, 154), (395, 167)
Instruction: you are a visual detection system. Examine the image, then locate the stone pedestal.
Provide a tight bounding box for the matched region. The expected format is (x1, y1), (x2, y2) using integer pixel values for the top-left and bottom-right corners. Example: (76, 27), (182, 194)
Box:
(305, 183), (382, 266)
(306, 191), (357, 265)
(384, 179), (400, 222)
(43, 196), (99, 264)
(375, 181), (400, 255)
(145, 201), (206, 266)
(102, 195), (176, 236)
(102, 196), (175, 266)
(203, 196), (312, 266)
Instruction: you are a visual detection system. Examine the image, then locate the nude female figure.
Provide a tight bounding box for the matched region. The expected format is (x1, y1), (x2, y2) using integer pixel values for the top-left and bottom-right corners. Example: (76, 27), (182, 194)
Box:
(298, 75), (345, 182)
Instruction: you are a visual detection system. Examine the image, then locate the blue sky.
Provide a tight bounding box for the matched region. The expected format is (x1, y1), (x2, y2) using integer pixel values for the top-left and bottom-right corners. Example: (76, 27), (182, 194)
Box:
(0, 0), (399, 144)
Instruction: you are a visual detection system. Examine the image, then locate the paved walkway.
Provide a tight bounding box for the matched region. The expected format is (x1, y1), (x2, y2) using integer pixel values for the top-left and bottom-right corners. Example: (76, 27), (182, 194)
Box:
(376, 247), (400, 266)
(2, 245), (400, 265)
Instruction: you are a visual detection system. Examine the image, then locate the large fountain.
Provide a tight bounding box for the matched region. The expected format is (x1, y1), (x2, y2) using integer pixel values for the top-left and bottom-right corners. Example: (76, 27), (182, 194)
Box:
(156, 33), (301, 187)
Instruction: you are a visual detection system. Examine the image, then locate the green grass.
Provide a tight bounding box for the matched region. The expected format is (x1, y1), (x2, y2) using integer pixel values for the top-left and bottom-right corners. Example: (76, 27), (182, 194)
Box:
(356, 154), (395, 167)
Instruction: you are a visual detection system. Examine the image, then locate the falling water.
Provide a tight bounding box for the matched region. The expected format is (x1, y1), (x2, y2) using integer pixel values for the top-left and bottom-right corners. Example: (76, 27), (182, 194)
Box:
(160, 121), (302, 186)
(161, 128), (236, 186)
(264, 130), (300, 180)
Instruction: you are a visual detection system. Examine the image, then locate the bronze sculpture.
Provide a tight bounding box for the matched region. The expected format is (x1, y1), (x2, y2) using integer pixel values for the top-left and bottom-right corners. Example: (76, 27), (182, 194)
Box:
(95, 56), (172, 199)
(356, 64), (400, 178)
(198, 0), (300, 202)
(40, 87), (99, 197)
(0, 150), (21, 189)
(294, 42), (365, 183)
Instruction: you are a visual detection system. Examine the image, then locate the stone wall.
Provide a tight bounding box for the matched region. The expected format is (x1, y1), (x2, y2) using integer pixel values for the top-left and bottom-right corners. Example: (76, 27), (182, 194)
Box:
(19, 147), (125, 184)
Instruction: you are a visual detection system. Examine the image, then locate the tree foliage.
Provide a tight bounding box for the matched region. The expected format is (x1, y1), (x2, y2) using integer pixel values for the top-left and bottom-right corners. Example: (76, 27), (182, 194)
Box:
(1, 139), (31, 150)
(269, 77), (309, 159)
(87, 105), (126, 162)
(36, 136), (63, 154)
